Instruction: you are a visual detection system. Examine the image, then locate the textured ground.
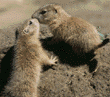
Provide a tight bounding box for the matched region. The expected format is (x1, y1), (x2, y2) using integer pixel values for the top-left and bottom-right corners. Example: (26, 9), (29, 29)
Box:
(0, 0), (110, 97)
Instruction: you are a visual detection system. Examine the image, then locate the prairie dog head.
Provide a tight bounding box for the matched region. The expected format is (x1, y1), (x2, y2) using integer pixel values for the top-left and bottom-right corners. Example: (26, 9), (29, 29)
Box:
(32, 4), (71, 24)
(16, 19), (40, 39)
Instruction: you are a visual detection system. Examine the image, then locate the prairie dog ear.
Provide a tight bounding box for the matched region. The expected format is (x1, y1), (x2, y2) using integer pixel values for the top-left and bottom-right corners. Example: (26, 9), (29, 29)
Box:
(53, 4), (61, 13)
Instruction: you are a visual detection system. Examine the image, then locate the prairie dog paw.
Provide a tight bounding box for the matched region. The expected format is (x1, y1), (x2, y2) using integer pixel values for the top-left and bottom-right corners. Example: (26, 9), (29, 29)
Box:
(49, 55), (58, 65)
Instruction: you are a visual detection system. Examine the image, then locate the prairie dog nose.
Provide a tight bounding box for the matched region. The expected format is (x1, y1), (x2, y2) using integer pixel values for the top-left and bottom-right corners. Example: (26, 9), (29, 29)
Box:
(31, 12), (37, 19)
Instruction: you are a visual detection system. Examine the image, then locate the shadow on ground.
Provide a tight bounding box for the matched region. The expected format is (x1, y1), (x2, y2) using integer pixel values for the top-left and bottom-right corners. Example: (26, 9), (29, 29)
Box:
(0, 46), (14, 95)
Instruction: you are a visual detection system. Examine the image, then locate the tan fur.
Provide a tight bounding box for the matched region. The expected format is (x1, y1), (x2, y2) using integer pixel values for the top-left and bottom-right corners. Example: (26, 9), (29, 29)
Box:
(2, 19), (57, 97)
(32, 4), (104, 55)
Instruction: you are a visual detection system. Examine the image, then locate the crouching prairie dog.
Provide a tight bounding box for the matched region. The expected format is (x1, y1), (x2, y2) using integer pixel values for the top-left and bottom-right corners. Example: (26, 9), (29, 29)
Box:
(32, 4), (109, 56)
(1, 19), (58, 97)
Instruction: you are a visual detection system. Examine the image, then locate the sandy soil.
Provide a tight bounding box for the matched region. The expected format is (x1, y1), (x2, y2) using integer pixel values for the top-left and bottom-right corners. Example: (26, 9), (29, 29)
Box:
(0, 0), (110, 97)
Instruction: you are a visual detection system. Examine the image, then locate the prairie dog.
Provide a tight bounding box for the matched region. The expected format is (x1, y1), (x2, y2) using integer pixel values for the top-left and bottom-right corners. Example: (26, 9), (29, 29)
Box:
(1, 19), (57, 97)
(32, 4), (109, 56)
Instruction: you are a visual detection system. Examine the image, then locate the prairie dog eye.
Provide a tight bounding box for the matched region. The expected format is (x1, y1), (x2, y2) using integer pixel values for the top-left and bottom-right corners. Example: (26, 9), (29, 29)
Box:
(29, 21), (33, 25)
(39, 11), (47, 14)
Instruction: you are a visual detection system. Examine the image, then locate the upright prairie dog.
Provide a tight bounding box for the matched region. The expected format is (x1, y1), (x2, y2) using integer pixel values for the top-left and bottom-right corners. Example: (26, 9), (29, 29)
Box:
(32, 4), (109, 56)
(1, 19), (57, 97)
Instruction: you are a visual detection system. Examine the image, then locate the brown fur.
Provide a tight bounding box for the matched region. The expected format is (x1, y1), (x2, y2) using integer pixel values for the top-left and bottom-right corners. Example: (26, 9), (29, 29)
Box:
(32, 4), (109, 56)
(1, 19), (57, 97)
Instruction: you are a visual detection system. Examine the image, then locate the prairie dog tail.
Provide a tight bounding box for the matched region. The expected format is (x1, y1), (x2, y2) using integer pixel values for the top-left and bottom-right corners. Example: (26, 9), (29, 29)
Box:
(98, 38), (110, 48)
(90, 38), (109, 55)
